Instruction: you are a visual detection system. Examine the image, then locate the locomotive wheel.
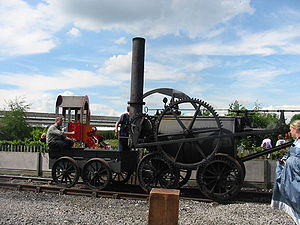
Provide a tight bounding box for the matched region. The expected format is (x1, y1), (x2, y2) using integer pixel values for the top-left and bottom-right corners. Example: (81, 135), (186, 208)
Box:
(177, 168), (192, 187)
(137, 153), (179, 192)
(155, 98), (222, 169)
(51, 157), (80, 188)
(196, 154), (244, 201)
(82, 158), (112, 190)
(112, 171), (132, 184)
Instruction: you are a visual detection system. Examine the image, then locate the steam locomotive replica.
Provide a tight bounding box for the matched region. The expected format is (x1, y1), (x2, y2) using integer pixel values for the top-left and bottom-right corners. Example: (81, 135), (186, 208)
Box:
(49, 37), (293, 201)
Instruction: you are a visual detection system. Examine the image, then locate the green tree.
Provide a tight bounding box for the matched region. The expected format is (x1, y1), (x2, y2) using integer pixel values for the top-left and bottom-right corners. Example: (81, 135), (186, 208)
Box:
(0, 98), (31, 141)
(229, 100), (246, 111)
(290, 114), (300, 124)
(226, 100), (280, 151)
(227, 100), (247, 117)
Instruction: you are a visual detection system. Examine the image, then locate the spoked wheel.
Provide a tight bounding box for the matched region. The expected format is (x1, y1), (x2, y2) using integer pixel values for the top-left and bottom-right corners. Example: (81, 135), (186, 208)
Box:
(51, 157), (80, 188)
(155, 98), (223, 169)
(112, 171), (132, 184)
(82, 158), (112, 190)
(137, 153), (179, 192)
(196, 154), (244, 201)
(177, 168), (192, 187)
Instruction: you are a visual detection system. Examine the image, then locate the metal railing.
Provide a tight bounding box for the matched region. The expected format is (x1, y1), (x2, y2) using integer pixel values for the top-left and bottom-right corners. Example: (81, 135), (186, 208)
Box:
(0, 111), (118, 127)
(0, 144), (47, 152)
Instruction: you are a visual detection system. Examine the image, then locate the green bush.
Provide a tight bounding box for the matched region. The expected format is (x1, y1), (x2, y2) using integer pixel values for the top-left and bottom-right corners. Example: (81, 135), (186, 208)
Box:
(105, 139), (118, 149)
(30, 127), (47, 141)
(0, 98), (31, 141)
(98, 130), (116, 140)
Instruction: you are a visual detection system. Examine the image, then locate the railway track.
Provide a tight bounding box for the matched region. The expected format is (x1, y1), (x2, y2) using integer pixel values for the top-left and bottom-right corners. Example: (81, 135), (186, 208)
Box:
(0, 175), (272, 203)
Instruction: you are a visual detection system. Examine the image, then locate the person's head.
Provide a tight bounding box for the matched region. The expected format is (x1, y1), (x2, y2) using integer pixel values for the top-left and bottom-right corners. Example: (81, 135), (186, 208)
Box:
(290, 120), (300, 138)
(55, 117), (63, 126)
(41, 133), (46, 139)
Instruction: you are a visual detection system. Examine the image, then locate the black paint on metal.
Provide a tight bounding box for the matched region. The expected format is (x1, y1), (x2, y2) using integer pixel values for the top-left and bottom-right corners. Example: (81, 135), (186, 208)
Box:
(240, 141), (293, 162)
(128, 37), (145, 116)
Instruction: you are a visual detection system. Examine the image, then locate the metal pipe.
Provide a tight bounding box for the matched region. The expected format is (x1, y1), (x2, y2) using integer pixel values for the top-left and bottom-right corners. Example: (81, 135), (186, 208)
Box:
(128, 37), (145, 117)
(240, 141), (293, 162)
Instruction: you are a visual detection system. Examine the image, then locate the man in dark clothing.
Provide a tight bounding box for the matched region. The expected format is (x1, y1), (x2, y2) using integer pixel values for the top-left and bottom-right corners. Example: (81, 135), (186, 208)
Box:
(115, 106), (130, 152)
(46, 117), (75, 157)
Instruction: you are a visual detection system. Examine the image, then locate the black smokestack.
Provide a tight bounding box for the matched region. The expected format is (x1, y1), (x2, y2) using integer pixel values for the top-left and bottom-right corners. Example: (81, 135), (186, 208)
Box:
(128, 37), (145, 117)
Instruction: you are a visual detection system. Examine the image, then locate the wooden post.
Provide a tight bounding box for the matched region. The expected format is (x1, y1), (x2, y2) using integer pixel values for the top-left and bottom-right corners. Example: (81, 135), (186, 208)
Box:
(148, 188), (180, 225)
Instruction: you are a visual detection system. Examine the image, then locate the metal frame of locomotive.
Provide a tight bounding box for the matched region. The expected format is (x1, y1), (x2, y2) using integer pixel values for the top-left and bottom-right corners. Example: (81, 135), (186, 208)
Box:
(127, 38), (293, 201)
(49, 37), (293, 201)
(131, 91), (294, 201)
(49, 95), (138, 189)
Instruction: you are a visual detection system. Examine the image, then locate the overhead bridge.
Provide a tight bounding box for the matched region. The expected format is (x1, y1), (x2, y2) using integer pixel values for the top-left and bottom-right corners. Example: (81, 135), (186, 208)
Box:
(0, 111), (118, 128)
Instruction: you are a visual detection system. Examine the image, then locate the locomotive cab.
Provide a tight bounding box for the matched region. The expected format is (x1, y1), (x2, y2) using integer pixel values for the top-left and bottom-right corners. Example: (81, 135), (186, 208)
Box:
(49, 95), (139, 190)
(55, 95), (96, 147)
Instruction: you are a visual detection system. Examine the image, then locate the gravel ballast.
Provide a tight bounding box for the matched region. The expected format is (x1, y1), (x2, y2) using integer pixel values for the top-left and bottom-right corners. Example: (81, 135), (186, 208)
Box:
(0, 188), (294, 225)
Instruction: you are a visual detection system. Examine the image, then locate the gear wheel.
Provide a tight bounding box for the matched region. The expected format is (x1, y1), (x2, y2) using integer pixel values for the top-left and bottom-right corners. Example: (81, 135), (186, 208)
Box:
(154, 98), (223, 169)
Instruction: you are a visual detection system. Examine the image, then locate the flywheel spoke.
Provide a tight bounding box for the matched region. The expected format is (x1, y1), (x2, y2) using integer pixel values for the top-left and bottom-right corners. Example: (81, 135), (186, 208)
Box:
(155, 98), (222, 169)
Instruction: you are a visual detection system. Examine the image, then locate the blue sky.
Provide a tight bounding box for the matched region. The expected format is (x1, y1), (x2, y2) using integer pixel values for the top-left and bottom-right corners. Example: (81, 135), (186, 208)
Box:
(1, 0), (300, 117)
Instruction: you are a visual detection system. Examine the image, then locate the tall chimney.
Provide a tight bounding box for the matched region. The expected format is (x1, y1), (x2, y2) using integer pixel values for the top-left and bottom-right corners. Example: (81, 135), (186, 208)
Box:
(128, 37), (145, 117)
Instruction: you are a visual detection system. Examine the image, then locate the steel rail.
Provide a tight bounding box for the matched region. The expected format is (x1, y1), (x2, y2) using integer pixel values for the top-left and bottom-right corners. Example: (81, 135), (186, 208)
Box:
(0, 175), (272, 203)
(0, 182), (149, 201)
(0, 175), (214, 202)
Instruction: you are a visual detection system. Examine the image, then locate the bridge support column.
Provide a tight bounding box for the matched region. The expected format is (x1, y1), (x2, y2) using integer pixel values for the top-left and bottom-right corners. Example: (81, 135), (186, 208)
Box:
(148, 188), (180, 225)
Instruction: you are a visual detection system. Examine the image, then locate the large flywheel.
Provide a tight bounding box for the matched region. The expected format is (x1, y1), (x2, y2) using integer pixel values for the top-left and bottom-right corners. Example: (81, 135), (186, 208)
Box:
(154, 98), (223, 169)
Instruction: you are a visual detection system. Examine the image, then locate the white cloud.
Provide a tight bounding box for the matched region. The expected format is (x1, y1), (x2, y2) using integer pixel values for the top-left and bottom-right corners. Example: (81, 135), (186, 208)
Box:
(59, 90), (74, 96)
(0, 69), (121, 94)
(170, 25), (300, 56)
(115, 37), (127, 44)
(99, 53), (131, 80)
(231, 68), (288, 89)
(67, 27), (81, 37)
(0, 0), (68, 56)
(47, 0), (253, 38)
(0, 0), (253, 57)
(145, 62), (186, 80)
(98, 52), (192, 81)
(0, 88), (55, 112)
(90, 103), (120, 116)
